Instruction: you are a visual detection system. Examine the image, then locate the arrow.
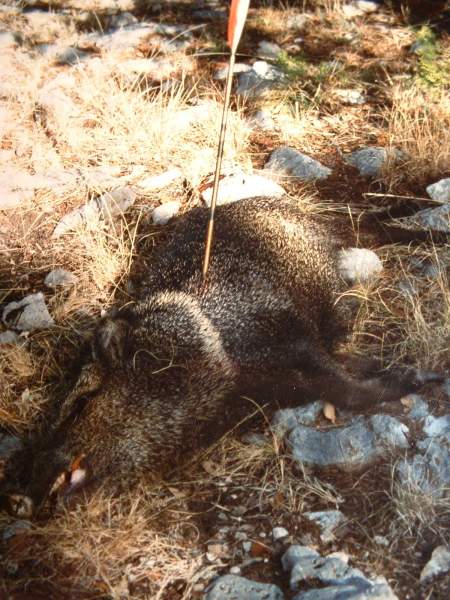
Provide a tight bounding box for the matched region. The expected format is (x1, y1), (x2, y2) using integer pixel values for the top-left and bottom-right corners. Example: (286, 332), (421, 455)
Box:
(202, 0), (251, 279)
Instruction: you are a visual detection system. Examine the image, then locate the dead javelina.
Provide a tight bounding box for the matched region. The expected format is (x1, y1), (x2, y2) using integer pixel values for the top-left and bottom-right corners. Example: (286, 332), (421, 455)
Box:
(1, 197), (428, 513)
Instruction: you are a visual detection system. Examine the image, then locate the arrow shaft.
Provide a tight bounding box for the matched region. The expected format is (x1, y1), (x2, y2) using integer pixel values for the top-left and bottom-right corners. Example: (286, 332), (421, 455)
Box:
(202, 50), (236, 278)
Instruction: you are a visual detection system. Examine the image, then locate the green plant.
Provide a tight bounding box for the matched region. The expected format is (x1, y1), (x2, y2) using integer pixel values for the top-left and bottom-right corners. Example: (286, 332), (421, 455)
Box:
(414, 25), (450, 89)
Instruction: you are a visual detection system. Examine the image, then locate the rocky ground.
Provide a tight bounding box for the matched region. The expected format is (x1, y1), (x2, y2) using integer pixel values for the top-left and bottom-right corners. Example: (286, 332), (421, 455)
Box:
(0, 0), (449, 599)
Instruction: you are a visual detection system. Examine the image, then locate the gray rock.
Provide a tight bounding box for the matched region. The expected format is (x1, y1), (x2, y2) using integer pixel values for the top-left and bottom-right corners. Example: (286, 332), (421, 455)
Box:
(2, 520), (32, 541)
(152, 201), (181, 225)
(52, 187), (137, 238)
(55, 47), (90, 66)
(272, 401), (324, 435)
(265, 147), (331, 181)
(342, 1), (380, 18)
(334, 89), (365, 105)
(108, 12), (138, 29)
(2, 293), (54, 332)
(426, 178), (450, 204)
(44, 268), (78, 289)
(248, 110), (275, 131)
(202, 172), (285, 206)
(205, 574), (284, 599)
(138, 169), (183, 192)
(345, 147), (392, 178)
(236, 61), (286, 99)
(403, 394), (429, 420)
(444, 378), (450, 398)
(0, 189), (34, 210)
(289, 554), (365, 590)
(0, 330), (22, 345)
(85, 23), (156, 53)
(286, 15), (310, 30)
(337, 248), (383, 284)
(396, 204), (450, 233)
(288, 415), (408, 469)
(303, 510), (346, 543)
(115, 57), (179, 81)
(293, 577), (398, 599)
(272, 526), (289, 541)
(282, 546), (320, 572)
(396, 437), (450, 498)
(257, 41), (282, 59)
(420, 545), (450, 583)
(0, 32), (19, 49)
(214, 63), (251, 81)
(423, 415), (450, 442)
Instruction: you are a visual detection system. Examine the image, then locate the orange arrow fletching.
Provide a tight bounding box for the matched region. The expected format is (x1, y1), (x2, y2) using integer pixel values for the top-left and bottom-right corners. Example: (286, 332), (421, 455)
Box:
(228, 0), (250, 53)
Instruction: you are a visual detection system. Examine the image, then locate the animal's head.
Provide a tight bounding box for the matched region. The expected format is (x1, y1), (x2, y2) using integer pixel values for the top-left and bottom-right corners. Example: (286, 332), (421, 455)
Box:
(0, 304), (235, 517)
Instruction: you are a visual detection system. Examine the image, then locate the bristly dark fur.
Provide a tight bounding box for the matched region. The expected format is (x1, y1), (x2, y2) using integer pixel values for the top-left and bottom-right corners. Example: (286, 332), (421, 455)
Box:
(1, 197), (425, 506)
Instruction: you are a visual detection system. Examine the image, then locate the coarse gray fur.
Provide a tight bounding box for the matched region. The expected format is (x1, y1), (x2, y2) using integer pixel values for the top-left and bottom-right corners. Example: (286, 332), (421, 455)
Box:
(0, 197), (426, 509)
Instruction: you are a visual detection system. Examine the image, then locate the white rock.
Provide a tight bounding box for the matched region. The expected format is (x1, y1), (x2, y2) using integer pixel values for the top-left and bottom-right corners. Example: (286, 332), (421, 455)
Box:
(426, 178), (450, 204)
(52, 187), (137, 238)
(337, 247), (383, 284)
(272, 526), (289, 541)
(420, 545), (450, 583)
(152, 201), (181, 225)
(303, 510), (346, 543)
(138, 169), (183, 192)
(423, 415), (450, 441)
(2, 293), (54, 332)
(236, 61), (285, 98)
(0, 32), (18, 49)
(214, 63), (251, 81)
(44, 269), (78, 289)
(0, 189), (34, 210)
(334, 89), (365, 105)
(257, 41), (282, 59)
(202, 172), (285, 207)
(286, 14), (310, 30)
(345, 146), (404, 178)
(265, 147), (331, 181)
(55, 47), (90, 65)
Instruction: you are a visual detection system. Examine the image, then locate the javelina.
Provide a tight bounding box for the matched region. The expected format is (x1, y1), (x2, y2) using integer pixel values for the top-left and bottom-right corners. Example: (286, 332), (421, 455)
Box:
(0, 197), (425, 514)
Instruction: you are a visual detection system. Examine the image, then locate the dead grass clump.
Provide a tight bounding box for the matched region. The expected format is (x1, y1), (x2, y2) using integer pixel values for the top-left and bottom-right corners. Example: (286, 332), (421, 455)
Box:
(0, 344), (47, 429)
(347, 243), (450, 370)
(384, 85), (450, 186)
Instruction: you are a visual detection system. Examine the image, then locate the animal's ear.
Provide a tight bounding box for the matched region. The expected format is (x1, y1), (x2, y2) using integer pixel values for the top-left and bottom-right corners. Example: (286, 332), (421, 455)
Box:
(56, 362), (104, 427)
(93, 318), (131, 366)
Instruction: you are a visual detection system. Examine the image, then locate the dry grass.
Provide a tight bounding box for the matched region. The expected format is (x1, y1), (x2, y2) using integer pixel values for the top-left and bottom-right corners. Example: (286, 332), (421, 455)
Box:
(384, 85), (450, 186)
(347, 243), (450, 370)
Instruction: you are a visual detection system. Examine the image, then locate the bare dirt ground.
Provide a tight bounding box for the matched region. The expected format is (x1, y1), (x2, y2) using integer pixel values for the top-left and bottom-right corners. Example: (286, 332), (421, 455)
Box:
(0, 1), (449, 599)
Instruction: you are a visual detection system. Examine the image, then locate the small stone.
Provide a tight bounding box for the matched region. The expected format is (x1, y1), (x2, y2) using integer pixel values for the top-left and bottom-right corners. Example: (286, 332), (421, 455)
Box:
(334, 89), (365, 105)
(397, 204), (450, 234)
(0, 32), (19, 49)
(241, 432), (267, 447)
(272, 527), (289, 541)
(287, 14), (310, 30)
(272, 401), (324, 435)
(138, 169), (183, 192)
(242, 541), (252, 553)
(201, 172), (285, 206)
(0, 331), (22, 345)
(205, 575), (284, 600)
(236, 61), (286, 98)
(420, 545), (450, 583)
(55, 47), (90, 65)
(337, 248), (383, 284)
(2, 293), (54, 332)
(248, 110), (275, 131)
(426, 178), (450, 203)
(108, 12), (138, 29)
(401, 394), (429, 419)
(2, 520), (32, 541)
(257, 41), (282, 59)
(355, 1), (380, 13)
(214, 63), (251, 80)
(345, 147), (394, 178)
(373, 535), (389, 547)
(229, 566), (241, 575)
(44, 268), (78, 289)
(152, 201), (181, 225)
(265, 147), (331, 182)
(52, 187), (137, 237)
(303, 510), (346, 543)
